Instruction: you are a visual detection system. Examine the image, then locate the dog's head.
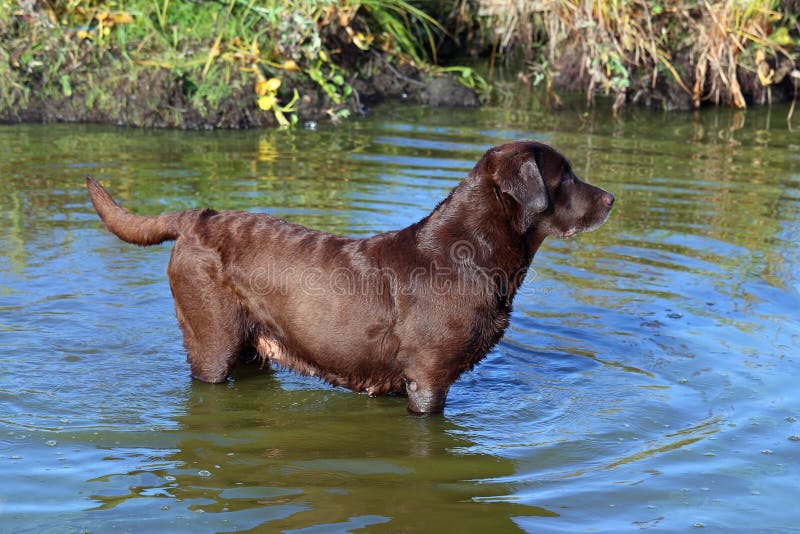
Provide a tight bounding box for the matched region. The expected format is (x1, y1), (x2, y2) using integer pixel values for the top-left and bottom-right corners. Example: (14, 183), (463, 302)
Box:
(475, 140), (614, 237)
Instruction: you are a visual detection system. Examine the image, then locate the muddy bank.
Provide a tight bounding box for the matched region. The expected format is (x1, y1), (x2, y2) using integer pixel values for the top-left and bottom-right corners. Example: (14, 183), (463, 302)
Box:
(0, 2), (479, 130)
(0, 55), (478, 129)
(3, 1), (797, 129)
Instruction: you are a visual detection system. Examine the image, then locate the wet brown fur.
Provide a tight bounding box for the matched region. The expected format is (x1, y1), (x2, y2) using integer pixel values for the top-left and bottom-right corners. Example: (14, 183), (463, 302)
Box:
(87, 141), (614, 413)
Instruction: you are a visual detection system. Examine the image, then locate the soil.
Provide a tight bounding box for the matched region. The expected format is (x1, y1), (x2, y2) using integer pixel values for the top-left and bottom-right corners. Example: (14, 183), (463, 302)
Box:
(0, 48), (479, 130)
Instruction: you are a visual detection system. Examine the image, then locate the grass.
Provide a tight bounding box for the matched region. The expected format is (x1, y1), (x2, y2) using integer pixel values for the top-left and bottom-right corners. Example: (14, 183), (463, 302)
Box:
(0, 0), (456, 127)
(473, 0), (799, 111)
(2, 0), (796, 125)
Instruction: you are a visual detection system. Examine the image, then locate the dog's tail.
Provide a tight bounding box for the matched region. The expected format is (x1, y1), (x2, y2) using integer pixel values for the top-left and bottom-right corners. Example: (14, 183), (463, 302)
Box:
(86, 176), (192, 246)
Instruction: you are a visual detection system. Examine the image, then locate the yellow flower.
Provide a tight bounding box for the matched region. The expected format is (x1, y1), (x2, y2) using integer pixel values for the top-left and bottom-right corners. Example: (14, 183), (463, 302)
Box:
(256, 77), (281, 96)
(265, 77), (281, 93)
(257, 95), (277, 110)
(255, 79), (268, 96)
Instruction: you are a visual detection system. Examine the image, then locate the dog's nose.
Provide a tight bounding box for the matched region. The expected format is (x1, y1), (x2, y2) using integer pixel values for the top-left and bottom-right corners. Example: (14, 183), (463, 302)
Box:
(602, 192), (615, 207)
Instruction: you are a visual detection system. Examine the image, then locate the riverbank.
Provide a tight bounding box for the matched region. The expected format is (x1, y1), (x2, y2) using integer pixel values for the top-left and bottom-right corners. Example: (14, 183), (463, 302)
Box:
(0, 1), (481, 129)
(1, 1), (798, 129)
(465, 0), (800, 112)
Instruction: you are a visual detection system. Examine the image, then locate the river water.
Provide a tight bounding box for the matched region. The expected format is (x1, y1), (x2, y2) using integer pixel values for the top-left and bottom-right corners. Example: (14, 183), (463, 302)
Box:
(1, 102), (799, 532)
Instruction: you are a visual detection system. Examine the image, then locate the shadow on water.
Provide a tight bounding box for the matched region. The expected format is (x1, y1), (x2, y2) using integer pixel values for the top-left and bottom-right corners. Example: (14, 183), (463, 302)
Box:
(78, 372), (553, 533)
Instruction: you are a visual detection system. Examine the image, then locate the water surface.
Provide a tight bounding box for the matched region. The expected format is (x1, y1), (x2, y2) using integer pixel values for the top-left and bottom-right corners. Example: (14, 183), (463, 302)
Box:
(1, 103), (799, 532)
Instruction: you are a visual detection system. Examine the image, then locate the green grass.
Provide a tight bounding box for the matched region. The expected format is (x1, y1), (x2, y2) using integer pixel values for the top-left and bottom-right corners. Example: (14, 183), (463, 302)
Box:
(0, 0), (453, 127)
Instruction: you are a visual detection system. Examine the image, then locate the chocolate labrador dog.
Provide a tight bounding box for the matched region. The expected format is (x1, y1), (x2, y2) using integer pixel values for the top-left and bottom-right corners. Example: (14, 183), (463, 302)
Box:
(87, 140), (613, 413)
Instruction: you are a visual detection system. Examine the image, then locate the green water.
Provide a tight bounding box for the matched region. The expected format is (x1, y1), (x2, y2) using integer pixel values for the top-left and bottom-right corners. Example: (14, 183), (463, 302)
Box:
(1, 103), (798, 532)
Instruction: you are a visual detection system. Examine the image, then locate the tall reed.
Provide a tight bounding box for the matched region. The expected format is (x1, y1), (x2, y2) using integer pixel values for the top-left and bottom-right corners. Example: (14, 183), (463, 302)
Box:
(476, 0), (798, 109)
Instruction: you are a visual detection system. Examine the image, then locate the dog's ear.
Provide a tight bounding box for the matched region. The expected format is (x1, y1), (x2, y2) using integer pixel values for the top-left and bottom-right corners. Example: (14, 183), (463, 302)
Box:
(491, 152), (548, 215)
(515, 159), (548, 213)
(475, 144), (549, 216)
(476, 145), (550, 233)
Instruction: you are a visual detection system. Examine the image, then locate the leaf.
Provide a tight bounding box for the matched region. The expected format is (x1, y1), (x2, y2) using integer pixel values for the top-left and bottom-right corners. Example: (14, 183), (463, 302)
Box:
(770, 27), (793, 47)
(280, 89), (300, 112)
(282, 59), (300, 71)
(273, 107), (291, 128)
(323, 82), (340, 102)
(112, 12), (133, 24)
(59, 74), (72, 97)
(308, 69), (324, 83)
(353, 32), (374, 50)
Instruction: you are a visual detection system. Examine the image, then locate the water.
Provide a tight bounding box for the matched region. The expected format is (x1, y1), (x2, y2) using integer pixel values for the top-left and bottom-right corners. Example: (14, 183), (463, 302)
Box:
(1, 103), (799, 532)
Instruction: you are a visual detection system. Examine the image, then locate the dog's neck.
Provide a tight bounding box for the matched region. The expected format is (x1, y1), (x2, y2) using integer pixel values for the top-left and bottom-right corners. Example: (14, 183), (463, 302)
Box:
(414, 177), (541, 280)
(525, 229), (547, 256)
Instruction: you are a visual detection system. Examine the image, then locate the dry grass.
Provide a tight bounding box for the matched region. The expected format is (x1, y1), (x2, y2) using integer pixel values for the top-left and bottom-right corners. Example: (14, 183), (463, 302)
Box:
(477, 0), (799, 110)
(689, 0), (796, 108)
